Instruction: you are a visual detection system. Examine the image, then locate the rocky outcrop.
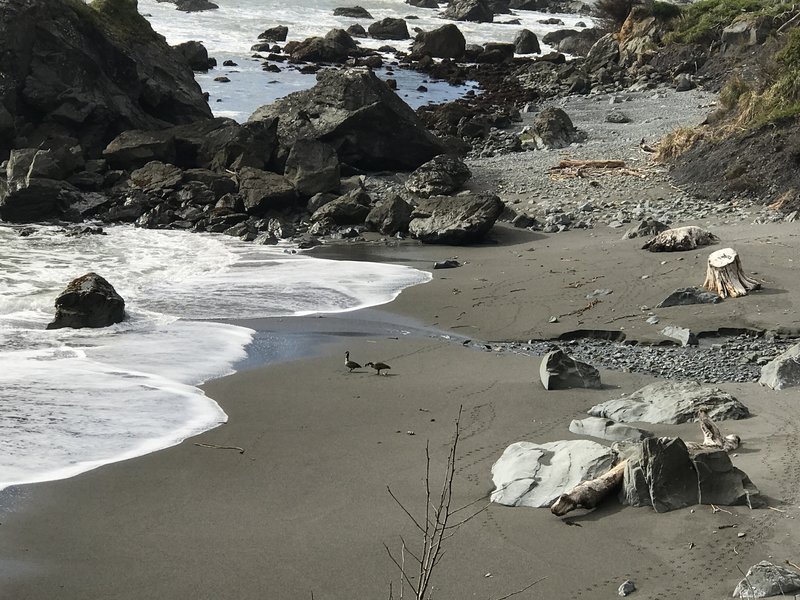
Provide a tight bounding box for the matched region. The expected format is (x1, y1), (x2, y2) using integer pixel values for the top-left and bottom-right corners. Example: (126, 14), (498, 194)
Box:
(249, 68), (446, 171)
(408, 193), (503, 244)
(365, 195), (413, 235)
(368, 18), (410, 40)
(584, 33), (620, 72)
(284, 139), (340, 197)
(404, 154), (471, 197)
(540, 348), (602, 390)
(310, 189), (371, 225)
(173, 41), (213, 71)
(568, 417), (652, 442)
(588, 381), (750, 424)
(491, 440), (616, 507)
(0, 0), (212, 162)
(733, 561), (800, 598)
(759, 344), (800, 390)
(47, 272), (125, 329)
(410, 24), (466, 59)
(721, 14), (775, 48)
(443, 0), (493, 23)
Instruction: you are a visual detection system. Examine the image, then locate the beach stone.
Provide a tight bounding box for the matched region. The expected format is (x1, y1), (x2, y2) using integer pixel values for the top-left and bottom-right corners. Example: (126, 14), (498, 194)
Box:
(623, 218), (669, 239)
(368, 18), (410, 40)
(410, 24), (466, 59)
(443, 0), (493, 22)
(588, 381), (750, 424)
(660, 325), (698, 347)
(259, 26), (289, 42)
(47, 272), (125, 330)
(365, 195), (412, 235)
(238, 167), (298, 214)
(759, 343), (800, 390)
(605, 110), (631, 124)
(514, 29), (540, 54)
(656, 286), (722, 308)
(569, 417), (652, 442)
(642, 225), (719, 252)
(249, 68), (446, 171)
(490, 440), (616, 508)
(618, 580), (636, 596)
(405, 154), (471, 198)
(522, 107), (579, 150)
(284, 139), (340, 197)
(334, 6), (373, 18)
(408, 193), (503, 244)
(733, 561), (800, 598)
(540, 348), (602, 390)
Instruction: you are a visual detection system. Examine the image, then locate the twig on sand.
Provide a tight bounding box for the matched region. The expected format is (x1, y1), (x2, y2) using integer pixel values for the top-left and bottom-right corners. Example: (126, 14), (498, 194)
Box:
(492, 576), (547, 600)
(711, 504), (733, 515)
(193, 443), (245, 454)
(786, 560), (800, 571)
(558, 299), (600, 319)
(768, 506), (788, 514)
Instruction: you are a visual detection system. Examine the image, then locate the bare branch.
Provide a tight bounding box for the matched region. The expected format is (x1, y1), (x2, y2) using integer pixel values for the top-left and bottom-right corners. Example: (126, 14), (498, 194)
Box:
(493, 576), (548, 600)
(387, 485), (426, 534)
(384, 543), (419, 595)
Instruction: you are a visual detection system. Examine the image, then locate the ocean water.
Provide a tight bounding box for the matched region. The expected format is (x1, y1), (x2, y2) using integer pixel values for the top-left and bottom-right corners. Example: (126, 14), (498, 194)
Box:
(138, 0), (590, 120)
(0, 225), (430, 490)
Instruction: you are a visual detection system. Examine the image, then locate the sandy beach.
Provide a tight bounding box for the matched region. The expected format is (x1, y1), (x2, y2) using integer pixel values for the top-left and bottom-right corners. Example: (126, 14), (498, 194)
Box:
(2, 221), (800, 599)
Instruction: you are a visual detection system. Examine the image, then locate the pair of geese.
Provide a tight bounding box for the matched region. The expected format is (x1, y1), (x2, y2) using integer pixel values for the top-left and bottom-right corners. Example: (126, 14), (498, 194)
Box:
(344, 351), (391, 375)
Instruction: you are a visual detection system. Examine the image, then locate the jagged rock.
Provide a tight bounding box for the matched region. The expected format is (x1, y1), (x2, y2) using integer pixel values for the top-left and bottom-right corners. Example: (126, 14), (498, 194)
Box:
(173, 41), (212, 71)
(490, 440), (617, 507)
(568, 417), (652, 442)
(405, 154), (471, 198)
(522, 107), (579, 150)
(514, 29), (540, 54)
(259, 26), (289, 42)
(433, 259), (460, 269)
(0, 0), (212, 162)
(584, 33), (619, 72)
(759, 344), (800, 390)
(237, 167), (297, 214)
(249, 68), (446, 171)
(284, 139), (340, 197)
(410, 24), (466, 59)
(540, 348), (602, 390)
(642, 226), (719, 252)
(129, 161), (183, 191)
(365, 195), (413, 235)
(290, 29), (361, 63)
(408, 193), (502, 244)
(660, 325), (698, 347)
(542, 28), (601, 56)
(589, 381), (750, 424)
(693, 449), (760, 506)
(733, 561), (800, 598)
(183, 169), (237, 199)
(623, 218), (668, 239)
(311, 189), (371, 225)
(46, 272), (125, 330)
(368, 18), (409, 40)
(443, 0), (493, 23)
(656, 287), (722, 308)
(333, 6), (373, 18)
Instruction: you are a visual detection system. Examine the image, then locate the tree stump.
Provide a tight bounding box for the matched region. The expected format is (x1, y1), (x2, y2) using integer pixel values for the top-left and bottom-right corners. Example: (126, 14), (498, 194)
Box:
(702, 248), (760, 299)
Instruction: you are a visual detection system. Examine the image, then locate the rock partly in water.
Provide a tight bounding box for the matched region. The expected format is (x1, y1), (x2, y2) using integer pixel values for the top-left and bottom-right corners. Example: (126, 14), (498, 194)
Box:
(732, 561), (800, 598)
(173, 41), (213, 71)
(405, 154), (471, 197)
(588, 381), (750, 424)
(333, 5), (373, 18)
(759, 343), (800, 390)
(288, 28), (361, 63)
(642, 226), (719, 252)
(540, 348), (602, 390)
(491, 439), (616, 507)
(47, 272), (125, 329)
(514, 29), (540, 54)
(443, 0), (493, 22)
(408, 193), (503, 244)
(410, 24), (466, 59)
(656, 287), (722, 308)
(259, 25), (289, 42)
(569, 417), (653, 442)
(368, 17), (410, 40)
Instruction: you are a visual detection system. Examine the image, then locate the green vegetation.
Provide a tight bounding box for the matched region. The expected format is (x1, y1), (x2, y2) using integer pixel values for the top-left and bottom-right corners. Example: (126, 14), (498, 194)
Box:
(666, 0), (789, 44)
(646, 1), (682, 21)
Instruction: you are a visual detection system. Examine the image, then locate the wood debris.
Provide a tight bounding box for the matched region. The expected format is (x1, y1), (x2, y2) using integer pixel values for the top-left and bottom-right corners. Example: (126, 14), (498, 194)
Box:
(549, 159), (646, 180)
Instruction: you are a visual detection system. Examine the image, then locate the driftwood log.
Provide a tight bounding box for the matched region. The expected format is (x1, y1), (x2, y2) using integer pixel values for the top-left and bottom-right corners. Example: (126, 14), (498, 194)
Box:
(555, 159), (626, 169)
(702, 248), (760, 299)
(550, 411), (740, 516)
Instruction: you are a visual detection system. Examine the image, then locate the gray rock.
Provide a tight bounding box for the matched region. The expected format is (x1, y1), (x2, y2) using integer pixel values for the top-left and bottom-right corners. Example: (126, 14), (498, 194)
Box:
(618, 580), (636, 597)
(405, 154), (471, 198)
(129, 161), (183, 191)
(238, 167), (298, 214)
(490, 439), (616, 507)
(622, 437), (698, 512)
(443, 0), (493, 22)
(311, 189), (371, 225)
(47, 272), (125, 330)
(660, 325), (698, 347)
(103, 130), (176, 169)
(540, 348), (602, 390)
(605, 110), (631, 124)
(289, 28), (360, 63)
(514, 29), (540, 54)
(656, 287), (722, 308)
(733, 561), (800, 598)
(589, 381), (750, 424)
(365, 194), (412, 235)
(433, 259), (460, 269)
(642, 226), (719, 252)
(368, 18), (409, 40)
(333, 6), (373, 18)
(285, 139), (340, 197)
(759, 343), (800, 390)
(693, 449), (760, 507)
(259, 26), (289, 42)
(569, 417), (652, 442)
(674, 73), (695, 92)
(586, 288), (612, 299)
(408, 193), (503, 244)
(407, 0), (439, 6)
(722, 15), (775, 48)
(410, 24), (466, 59)
(584, 33), (619, 72)
(622, 218), (668, 239)
(522, 107), (579, 150)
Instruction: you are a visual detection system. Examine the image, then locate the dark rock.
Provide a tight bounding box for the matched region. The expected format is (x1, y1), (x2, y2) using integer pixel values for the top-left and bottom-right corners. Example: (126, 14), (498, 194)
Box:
(129, 161), (183, 191)
(238, 167), (297, 214)
(409, 193), (502, 244)
(333, 6), (373, 18)
(103, 131), (176, 169)
(290, 28), (360, 63)
(249, 68), (446, 171)
(543, 28), (601, 56)
(477, 42), (515, 63)
(405, 154), (471, 197)
(514, 29), (540, 54)
(46, 273), (125, 330)
(173, 41), (212, 71)
(693, 449), (760, 506)
(347, 23), (367, 37)
(733, 561), (800, 598)
(539, 348), (602, 390)
(407, 0), (439, 6)
(622, 437), (698, 512)
(259, 26), (289, 42)
(656, 287), (723, 308)
(307, 192), (339, 214)
(443, 0), (493, 22)
(584, 33), (619, 72)
(284, 139), (340, 197)
(623, 218), (668, 239)
(311, 189), (371, 225)
(410, 24), (466, 59)
(368, 18), (410, 40)
(175, 0), (218, 11)
(433, 259), (460, 269)
(365, 194), (413, 234)
(182, 168), (237, 199)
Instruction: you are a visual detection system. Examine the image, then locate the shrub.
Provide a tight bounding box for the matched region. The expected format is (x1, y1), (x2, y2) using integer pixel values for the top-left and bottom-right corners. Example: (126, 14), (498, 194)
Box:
(647, 0), (683, 21)
(665, 0), (787, 45)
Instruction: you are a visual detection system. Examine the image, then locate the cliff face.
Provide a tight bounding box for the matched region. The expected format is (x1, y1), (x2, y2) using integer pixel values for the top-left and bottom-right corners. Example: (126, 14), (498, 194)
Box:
(0, 0), (211, 160)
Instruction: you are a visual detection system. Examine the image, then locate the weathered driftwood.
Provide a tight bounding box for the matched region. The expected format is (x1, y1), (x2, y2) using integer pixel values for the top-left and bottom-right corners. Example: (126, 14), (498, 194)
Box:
(551, 411), (740, 516)
(642, 225), (719, 252)
(554, 159), (626, 169)
(702, 248), (760, 299)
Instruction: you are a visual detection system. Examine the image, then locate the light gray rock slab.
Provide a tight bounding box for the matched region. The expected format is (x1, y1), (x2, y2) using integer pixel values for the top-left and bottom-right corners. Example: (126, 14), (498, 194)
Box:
(660, 325), (698, 346)
(733, 561), (800, 598)
(540, 348), (602, 390)
(569, 417), (653, 442)
(759, 343), (800, 390)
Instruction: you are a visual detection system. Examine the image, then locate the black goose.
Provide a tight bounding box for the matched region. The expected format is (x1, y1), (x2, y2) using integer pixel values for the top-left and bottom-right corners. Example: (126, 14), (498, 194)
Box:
(344, 351), (362, 372)
(365, 361), (391, 375)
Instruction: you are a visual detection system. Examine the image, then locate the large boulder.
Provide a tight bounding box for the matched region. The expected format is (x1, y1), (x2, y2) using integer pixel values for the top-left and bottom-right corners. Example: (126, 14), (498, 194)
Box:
(408, 193), (503, 244)
(365, 195), (413, 235)
(443, 0), (493, 22)
(759, 343), (800, 390)
(588, 381), (750, 425)
(405, 154), (471, 197)
(259, 26), (289, 42)
(410, 24), (466, 59)
(514, 29), (540, 54)
(539, 348), (602, 390)
(310, 189), (371, 225)
(284, 139), (340, 197)
(368, 18), (410, 40)
(249, 68), (446, 171)
(491, 440), (616, 507)
(522, 107), (579, 150)
(0, 0), (212, 162)
(584, 33), (620, 72)
(333, 6), (373, 18)
(408, 0), (439, 6)
(46, 272), (125, 329)
(289, 29), (361, 63)
(173, 41), (212, 71)
(721, 14), (775, 48)
(543, 28), (601, 56)
(237, 167), (298, 214)
(733, 561), (800, 598)
(569, 417), (652, 442)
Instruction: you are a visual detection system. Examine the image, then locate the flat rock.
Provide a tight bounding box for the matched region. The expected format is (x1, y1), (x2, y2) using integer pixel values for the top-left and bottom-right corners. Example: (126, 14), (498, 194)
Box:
(660, 325), (698, 346)
(759, 343), (800, 390)
(408, 193), (502, 244)
(569, 417), (652, 442)
(733, 561), (800, 598)
(588, 381), (749, 424)
(656, 287), (722, 308)
(490, 440), (616, 508)
(540, 348), (602, 390)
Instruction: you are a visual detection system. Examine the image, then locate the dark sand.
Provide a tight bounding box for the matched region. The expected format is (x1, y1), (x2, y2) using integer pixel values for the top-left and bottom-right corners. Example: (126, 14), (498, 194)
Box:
(2, 223), (800, 599)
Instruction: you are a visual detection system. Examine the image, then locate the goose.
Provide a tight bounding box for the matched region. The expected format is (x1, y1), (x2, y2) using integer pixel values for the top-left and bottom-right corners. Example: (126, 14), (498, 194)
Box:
(365, 361), (391, 376)
(344, 351), (362, 372)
